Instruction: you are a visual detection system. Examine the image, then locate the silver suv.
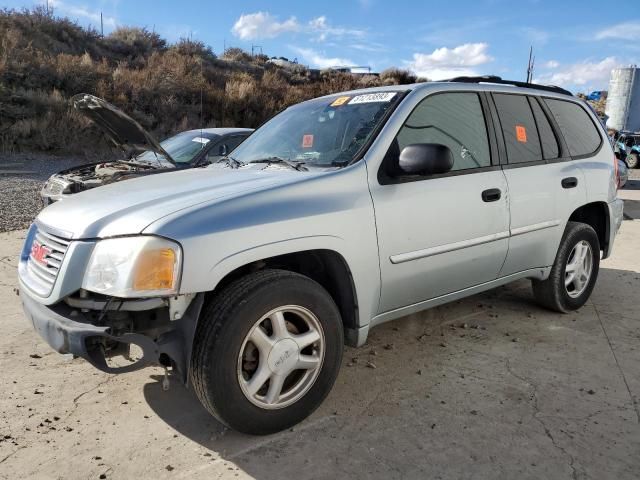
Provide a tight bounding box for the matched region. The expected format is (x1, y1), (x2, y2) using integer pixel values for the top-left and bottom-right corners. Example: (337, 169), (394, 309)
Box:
(18, 77), (624, 435)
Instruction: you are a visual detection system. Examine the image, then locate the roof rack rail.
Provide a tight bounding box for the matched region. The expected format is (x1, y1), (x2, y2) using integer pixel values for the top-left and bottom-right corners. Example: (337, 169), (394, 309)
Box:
(445, 75), (573, 97)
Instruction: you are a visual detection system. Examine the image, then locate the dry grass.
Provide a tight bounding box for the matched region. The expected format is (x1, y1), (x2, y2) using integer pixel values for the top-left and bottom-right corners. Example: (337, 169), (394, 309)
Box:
(0, 7), (421, 154)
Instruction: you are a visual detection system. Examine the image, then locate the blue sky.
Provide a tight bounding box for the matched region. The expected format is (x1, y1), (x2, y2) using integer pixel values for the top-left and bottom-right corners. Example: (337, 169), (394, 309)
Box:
(6, 0), (640, 92)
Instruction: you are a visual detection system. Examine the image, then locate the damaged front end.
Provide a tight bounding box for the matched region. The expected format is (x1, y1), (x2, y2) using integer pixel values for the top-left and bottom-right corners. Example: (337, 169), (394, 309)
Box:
(21, 289), (203, 382)
(18, 223), (202, 383)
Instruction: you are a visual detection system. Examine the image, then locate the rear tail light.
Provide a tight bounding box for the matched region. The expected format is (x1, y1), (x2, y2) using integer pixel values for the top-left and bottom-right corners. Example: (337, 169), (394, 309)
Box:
(614, 154), (620, 190)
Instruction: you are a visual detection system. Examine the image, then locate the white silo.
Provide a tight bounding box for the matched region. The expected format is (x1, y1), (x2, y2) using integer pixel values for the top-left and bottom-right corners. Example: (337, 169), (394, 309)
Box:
(605, 66), (640, 132)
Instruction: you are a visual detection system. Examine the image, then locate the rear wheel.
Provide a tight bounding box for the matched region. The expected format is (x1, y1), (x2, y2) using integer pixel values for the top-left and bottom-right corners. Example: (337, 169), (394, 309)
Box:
(626, 153), (638, 169)
(191, 269), (344, 435)
(532, 222), (600, 313)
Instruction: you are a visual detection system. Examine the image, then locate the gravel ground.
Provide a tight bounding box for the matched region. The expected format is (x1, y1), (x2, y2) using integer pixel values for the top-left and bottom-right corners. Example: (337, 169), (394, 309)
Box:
(0, 154), (88, 232)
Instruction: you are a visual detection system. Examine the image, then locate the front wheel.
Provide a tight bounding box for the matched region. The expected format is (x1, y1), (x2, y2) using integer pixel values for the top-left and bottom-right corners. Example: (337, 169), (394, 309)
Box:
(532, 222), (600, 313)
(626, 153), (639, 169)
(191, 269), (344, 435)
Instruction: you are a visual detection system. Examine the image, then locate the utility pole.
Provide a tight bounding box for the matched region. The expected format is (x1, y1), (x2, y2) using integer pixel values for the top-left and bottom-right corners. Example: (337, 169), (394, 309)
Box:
(526, 46), (535, 83)
(251, 44), (263, 57)
(100, 12), (103, 37)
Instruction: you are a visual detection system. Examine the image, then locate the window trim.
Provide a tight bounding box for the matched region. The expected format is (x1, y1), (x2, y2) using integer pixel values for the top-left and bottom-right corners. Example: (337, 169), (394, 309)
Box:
(541, 96), (604, 160)
(533, 96), (570, 159)
(377, 90), (497, 185)
(490, 91), (546, 166)
(527, 96), (561, 161)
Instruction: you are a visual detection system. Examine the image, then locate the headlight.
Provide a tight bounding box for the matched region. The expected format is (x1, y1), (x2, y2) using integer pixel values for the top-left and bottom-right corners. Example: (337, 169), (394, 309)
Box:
(82, 236), (182, 297)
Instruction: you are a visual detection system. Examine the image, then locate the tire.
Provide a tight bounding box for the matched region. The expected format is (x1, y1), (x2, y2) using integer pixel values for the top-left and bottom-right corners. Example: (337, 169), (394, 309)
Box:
(190, 269), (344, 435)
(626, 153), (638, 169)
(532, 221), (600, 313)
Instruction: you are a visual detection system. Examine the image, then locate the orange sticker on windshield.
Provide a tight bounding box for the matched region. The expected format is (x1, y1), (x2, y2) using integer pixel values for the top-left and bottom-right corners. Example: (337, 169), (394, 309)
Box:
(330, 96), (350, 107)
(302, 134), (314, 148)
(516, 125), (527, 143)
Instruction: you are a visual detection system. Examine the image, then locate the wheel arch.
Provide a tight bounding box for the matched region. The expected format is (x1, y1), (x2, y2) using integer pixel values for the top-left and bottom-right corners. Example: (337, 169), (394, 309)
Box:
(206, 243), (361, 346)
(568, 201), (610, 255)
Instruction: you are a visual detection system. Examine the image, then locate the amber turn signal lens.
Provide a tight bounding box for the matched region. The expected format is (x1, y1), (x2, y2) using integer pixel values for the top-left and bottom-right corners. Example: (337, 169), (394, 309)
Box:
(132, 248), (176, 291)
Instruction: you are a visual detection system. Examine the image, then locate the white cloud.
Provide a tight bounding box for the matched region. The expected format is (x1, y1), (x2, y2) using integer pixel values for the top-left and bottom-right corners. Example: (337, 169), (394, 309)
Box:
(231, 12), (364, 42)
(232, 12), (299, 40)
(520, 27), (550, 45)
(50, 0), (117, 28)
(290, 47), (354, 69)
(534, 57), (621, 90)
(596, 21), (640, 40)
(308, 16), (365, 42)
(543, 60), (560, 69)
(407, 43), (492, 80)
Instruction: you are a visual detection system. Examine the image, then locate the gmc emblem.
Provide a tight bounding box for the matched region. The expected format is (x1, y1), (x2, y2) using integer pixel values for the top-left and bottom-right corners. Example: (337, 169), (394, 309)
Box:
(31, 241), (51, 266)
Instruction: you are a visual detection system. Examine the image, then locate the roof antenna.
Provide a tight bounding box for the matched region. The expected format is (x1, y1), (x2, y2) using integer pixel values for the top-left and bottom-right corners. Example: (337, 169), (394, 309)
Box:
(526, 46), (535, 83)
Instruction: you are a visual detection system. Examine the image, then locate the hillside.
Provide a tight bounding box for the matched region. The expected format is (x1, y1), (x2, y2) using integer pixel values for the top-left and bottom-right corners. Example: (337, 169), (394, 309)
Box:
(0, 7), (419, 155)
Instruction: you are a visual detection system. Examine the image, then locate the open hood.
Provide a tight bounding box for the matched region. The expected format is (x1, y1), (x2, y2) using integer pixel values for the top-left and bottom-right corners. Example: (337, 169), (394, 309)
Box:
(72, 93), (176, 165)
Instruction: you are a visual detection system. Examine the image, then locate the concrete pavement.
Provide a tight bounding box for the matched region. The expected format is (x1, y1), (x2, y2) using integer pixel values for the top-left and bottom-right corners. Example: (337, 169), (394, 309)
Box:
(1, 185), (639, 479)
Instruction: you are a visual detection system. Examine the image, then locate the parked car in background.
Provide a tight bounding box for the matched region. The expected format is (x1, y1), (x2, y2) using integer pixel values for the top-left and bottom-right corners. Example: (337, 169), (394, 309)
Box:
(41, 93), (252, 204)
(20, 77), (623, 435)
(617, 132), (640, 168)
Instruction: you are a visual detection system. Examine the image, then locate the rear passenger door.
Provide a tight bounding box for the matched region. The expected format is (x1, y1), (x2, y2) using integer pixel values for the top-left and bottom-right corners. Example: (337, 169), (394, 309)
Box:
(490, 93), (587, 276)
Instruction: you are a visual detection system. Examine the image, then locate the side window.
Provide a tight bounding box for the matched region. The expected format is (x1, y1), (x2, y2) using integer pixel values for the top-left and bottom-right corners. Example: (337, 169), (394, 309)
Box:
(544, 98), (602, 157)
(493, 93), (542, 164)
(395, 92), (491, 172)
(529, 97), (559, 159)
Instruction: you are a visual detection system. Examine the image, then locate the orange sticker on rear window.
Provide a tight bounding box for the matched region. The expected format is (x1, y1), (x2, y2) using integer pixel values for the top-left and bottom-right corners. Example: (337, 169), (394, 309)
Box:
(516, 125), (527, 143)
(330, 96), (350, 107)
(302, 134), (314, 148)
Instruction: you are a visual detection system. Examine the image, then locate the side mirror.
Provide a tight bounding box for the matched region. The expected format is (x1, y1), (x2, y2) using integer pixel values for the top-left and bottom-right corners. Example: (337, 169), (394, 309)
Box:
(398, 143), (454, 175)
(218, 144), (228, 156)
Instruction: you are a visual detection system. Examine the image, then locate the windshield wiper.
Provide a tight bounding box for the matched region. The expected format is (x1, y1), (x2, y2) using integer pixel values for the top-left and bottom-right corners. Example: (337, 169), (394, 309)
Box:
(249, 157), (308, 171)
(218, 155), (245, 169)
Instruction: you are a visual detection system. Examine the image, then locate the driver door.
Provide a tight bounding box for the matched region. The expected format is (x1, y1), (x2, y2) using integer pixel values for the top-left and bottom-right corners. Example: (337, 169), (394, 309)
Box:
(369, 91), (510, 313)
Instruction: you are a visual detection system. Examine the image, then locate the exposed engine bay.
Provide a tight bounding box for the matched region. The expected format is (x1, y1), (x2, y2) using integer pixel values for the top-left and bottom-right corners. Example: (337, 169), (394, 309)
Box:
(42, 160), (168, 200)
(66, 161), (162, 190)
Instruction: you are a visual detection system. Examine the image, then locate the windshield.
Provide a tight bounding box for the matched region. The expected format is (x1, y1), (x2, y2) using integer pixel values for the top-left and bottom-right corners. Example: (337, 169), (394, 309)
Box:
(135, 131), (215, 164)
(230, 92), (400, 168)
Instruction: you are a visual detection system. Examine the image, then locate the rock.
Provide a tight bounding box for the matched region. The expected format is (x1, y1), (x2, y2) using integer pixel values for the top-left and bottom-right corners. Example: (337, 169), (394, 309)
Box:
(29, 354), (42, 359)
(166, 465), (174, 471)
(366, 361), (377, 369)
(383, 343), (394, 350)
(587, 389), (595, 395)
(417, 369), (422, 375)
(470, 410), (478, 415)
(99, 475), (106, 479)
(439, 342), (447, 347)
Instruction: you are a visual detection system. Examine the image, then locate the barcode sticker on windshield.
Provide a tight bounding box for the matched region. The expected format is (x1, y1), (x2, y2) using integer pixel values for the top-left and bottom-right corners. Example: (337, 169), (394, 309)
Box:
(349, 92), (396, 104)
(191, 137), (210, 144)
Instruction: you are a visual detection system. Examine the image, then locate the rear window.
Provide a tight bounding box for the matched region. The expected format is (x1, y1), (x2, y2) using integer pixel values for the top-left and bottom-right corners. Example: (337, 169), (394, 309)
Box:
(544, 98), (602, 157)
(493, 93), (542, 164)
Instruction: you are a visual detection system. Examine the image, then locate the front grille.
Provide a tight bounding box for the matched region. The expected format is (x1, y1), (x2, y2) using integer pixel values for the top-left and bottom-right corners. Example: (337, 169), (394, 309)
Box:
(25, 227), (71, 295)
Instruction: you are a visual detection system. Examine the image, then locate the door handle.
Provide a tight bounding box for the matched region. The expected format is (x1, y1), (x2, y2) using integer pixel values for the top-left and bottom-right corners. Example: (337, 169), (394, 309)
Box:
(481, 188), (502, 202)
(561, 177), (578, 189)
